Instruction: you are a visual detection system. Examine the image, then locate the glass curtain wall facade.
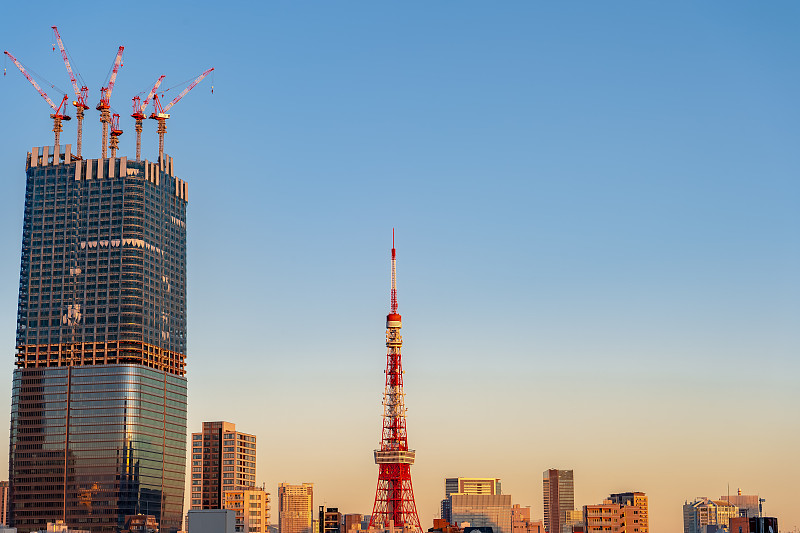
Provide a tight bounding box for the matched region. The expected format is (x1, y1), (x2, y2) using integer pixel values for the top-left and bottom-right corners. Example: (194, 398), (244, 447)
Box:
(10, 146), (189, 533)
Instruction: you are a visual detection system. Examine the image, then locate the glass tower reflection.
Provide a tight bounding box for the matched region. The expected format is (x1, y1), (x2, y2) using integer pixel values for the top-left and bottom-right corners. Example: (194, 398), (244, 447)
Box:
(10, 147), (188, 533)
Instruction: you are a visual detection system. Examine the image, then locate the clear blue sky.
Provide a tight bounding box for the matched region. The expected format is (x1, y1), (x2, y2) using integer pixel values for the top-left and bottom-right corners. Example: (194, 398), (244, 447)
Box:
(1, 2), (798, 531)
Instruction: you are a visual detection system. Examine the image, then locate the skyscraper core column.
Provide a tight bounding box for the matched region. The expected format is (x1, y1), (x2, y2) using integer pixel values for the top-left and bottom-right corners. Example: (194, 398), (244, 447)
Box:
(369, 233), (421, 533)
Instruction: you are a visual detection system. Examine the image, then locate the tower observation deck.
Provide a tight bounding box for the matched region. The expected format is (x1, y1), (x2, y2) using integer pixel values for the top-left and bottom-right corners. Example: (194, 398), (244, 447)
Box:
(369, 232), (421, 533)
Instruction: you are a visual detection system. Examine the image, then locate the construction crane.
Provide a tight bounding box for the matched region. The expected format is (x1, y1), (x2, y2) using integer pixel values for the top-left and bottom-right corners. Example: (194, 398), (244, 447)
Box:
(4, 50), (71, 147)
(131, 75), (165, 161)
(96, 46), (124, 159)
(109, 113), (123, 158)
(150, 67), (214, 165)
(52, 26), (89, 159)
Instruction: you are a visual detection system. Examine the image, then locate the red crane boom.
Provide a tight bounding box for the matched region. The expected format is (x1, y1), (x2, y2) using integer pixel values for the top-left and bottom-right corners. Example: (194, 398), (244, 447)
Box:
(4, 50), (71, 147)
(150, 67), (214, 165)
(159, 67), (214, 115)
(52, 26), (89, 158)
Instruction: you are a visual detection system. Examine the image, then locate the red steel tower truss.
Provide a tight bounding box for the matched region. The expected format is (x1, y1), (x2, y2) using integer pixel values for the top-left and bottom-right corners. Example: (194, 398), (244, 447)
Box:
(369, 232), (422, 533)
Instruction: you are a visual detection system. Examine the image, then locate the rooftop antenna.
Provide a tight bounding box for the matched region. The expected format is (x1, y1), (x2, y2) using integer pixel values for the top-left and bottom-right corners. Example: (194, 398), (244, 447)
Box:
(391, 228), (397, 314)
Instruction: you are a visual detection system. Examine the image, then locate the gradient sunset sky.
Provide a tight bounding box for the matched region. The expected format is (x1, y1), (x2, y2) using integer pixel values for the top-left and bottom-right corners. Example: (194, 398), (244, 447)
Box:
(1, 2), (798, 531)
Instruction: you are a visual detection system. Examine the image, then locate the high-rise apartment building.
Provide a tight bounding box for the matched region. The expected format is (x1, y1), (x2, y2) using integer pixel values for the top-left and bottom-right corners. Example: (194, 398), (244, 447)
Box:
(278, 483), (313, 533)
(9, 146), (188, 533)
(683, 498), (739, 533)
(542, 469), (574, 533)
(441, 478), (502, 522)
(608, 493), (648, 533)
(191, 422), (257, 509)
(223, 486), (270, 533)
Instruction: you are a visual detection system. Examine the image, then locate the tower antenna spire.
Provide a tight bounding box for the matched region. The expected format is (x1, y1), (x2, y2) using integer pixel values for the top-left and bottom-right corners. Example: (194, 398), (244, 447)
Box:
(391, 228), (398, 314)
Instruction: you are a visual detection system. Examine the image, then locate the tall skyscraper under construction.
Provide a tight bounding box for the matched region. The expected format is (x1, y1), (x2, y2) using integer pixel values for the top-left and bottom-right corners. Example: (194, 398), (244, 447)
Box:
(9, 144), (189, 533)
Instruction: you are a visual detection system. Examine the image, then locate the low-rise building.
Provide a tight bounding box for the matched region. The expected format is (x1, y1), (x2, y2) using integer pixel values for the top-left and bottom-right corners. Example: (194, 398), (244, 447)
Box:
(224, 486), (270, 533)
(584, 500), (645, 533)
(683, 498), (738, 533)
(450, 494), (512, 533)
(188, 509), (236, 533)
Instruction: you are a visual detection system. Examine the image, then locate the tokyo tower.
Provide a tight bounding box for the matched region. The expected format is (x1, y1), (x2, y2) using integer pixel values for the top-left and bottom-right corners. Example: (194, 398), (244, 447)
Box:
(369, 232), (422, 533)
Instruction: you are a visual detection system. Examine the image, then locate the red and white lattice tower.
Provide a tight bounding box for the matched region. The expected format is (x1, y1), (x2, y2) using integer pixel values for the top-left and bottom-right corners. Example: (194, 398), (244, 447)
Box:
(369, 231), (422, 533)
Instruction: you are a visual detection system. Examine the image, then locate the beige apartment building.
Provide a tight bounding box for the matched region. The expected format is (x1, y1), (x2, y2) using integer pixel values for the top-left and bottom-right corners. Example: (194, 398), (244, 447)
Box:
(278, 483), (314, 533)
(223, 486), (270, 533)
(191, 421), (258, 509)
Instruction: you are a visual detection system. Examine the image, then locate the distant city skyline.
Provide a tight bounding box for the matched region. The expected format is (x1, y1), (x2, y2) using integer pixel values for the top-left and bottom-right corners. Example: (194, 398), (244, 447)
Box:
(0, 2), (797, 532)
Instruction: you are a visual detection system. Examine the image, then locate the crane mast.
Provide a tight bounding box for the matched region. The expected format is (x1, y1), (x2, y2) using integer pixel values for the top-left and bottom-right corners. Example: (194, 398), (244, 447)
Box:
(4, 50), (71, 147)
(96, 46), (124, 159)
(109, 113), (122, 158)
(149, 67), (213, 165)
(52, 26), (89, 159)
(131, 75), (165, 161)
